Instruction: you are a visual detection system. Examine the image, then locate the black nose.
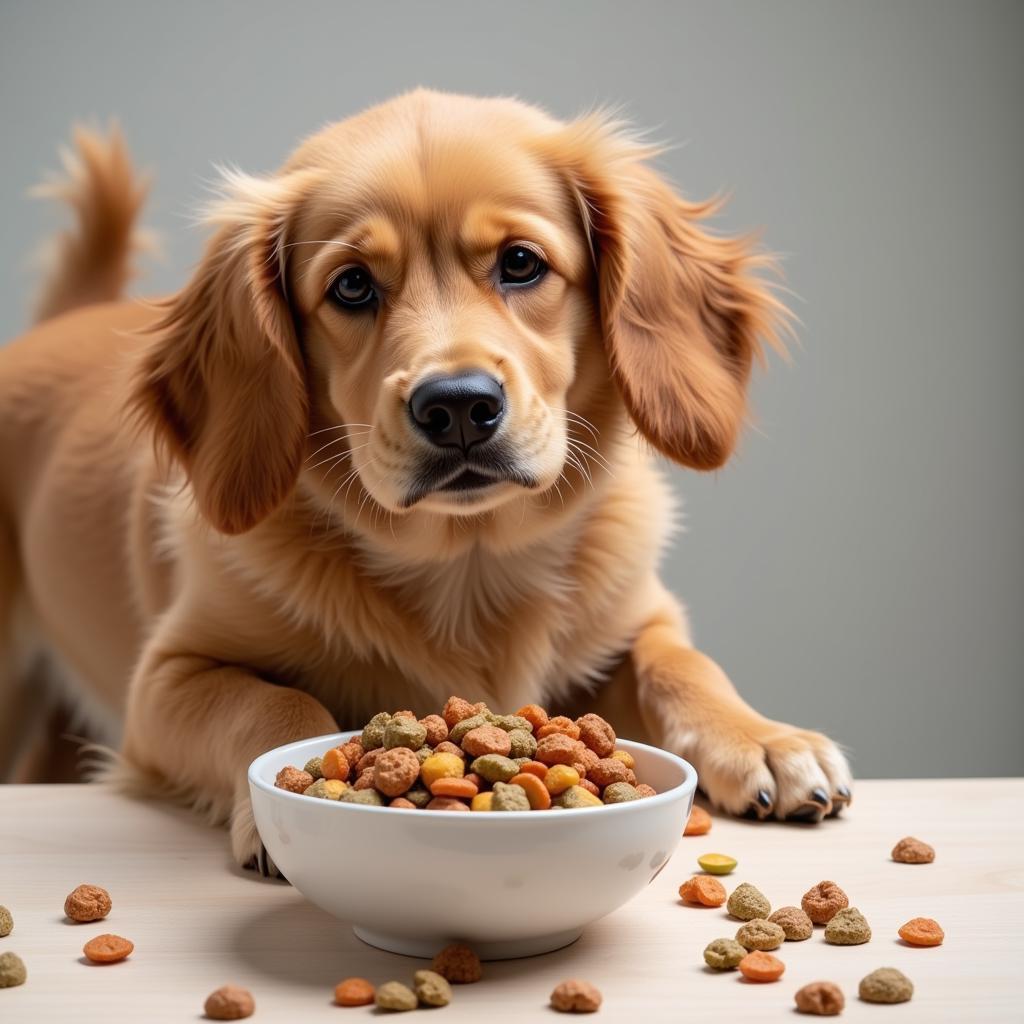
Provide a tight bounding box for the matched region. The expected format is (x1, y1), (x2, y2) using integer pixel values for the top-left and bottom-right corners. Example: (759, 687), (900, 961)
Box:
(409, 371), (505, 450)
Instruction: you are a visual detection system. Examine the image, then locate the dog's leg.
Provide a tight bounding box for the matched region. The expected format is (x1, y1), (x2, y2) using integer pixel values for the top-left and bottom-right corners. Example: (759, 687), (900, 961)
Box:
(121, 651), (337, 874)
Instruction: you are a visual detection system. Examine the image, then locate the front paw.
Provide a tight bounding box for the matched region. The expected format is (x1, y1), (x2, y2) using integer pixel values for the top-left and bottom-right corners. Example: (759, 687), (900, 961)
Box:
(676, 720), (853, 824)
(230, 791), (286, 880)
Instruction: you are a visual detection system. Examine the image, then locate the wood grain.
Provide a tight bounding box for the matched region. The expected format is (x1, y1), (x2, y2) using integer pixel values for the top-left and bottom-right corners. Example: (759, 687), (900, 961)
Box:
(1, 779), (1021, 1021)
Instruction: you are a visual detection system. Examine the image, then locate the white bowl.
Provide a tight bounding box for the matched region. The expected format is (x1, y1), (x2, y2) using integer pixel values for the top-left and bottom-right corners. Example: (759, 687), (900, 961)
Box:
(249, 731), (696, 960)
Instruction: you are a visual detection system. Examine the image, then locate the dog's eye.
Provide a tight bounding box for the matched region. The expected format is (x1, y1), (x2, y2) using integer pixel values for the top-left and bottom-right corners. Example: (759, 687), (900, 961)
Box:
(499, 245), (546, 286)
(328, 266), (376, 309)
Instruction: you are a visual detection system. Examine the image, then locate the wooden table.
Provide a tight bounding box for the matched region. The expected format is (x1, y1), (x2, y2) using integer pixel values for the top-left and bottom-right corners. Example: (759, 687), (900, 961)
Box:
(1, 780), (1021, 1021)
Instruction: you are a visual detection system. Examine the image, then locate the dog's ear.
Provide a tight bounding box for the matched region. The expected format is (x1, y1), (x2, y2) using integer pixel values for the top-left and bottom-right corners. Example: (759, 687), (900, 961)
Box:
(132, 171), (316, 534)
(550, 118), (789, 470)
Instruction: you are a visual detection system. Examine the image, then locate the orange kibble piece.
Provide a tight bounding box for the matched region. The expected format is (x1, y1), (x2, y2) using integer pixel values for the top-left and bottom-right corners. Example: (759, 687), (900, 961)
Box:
(509, 772), (552, 810)
(82, 933), (134, 964)
(898, 917), (944, 946)
(537, 716), (581, 740)
(515, 704), (549, 733)
(678, 875), (727, 907)
(519, 760), (549, 779)
(684, 805), (712, 836)
(738, 950), (785, 982)
(321, 747), (351, 781)
(430, 777), (480, 799)
(335, 977), (376, 1006)
(578, 778), (600, 797)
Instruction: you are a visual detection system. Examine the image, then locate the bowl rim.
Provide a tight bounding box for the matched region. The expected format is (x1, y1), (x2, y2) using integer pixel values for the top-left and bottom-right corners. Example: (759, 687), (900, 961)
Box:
(249, 731), (697, 823)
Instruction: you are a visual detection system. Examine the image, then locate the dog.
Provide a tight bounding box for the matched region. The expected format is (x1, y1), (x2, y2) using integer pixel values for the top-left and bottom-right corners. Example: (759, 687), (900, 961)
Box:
(0, 90), (851, 872)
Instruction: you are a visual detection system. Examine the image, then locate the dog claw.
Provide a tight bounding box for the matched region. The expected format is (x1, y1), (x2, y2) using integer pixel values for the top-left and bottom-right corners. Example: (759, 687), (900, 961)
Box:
(785, 803), (825, 824)
(810, 787), (831, 807)
(757, 789), (773, 809)
(827, 785), (852, 817)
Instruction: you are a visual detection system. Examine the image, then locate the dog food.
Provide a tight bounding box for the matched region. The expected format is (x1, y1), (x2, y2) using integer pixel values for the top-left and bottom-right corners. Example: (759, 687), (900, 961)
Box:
(727, 882), (771, 920)
(768, 906), (813, 941)
(891, 836), (935, 864)
(703, 937), (747, 970)
(413, 969), (453, 1007)
(679, 875), (727, 907)
(736, 918), (786, 951)
(858, 967), (913, 1004)
(0, 951), (26, 988)
(794, 980), (845, 1016)
(64, 883), (112, 923)
(684, 805), (712, 836)
(824, 907), (871, 945)
(204, 984), (255, 1020)
(550, 979), (602, 1013)
(698, 853), (736, 875)
(801, 881), (848, 924)
(738, 950), (785, 982)
(898, 917), (944, 946)
(276, 700), (657, 811)
(82, 933), (133, 964)
(375, 980), (418, 1011)
(432, 943), (482, 984)
(334, 977), (375, 1006)
(0, 906), (11, 937)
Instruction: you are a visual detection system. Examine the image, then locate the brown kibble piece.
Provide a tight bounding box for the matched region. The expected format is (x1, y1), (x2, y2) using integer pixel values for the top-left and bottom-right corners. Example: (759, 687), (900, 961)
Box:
(684, 805), (712, 836)
(891, 836), (935, 864)
(678, 875), (727, 907)
(353, 768), (376, 790)
(537, 716), (581, 740)
(794, 980), (845, 1015)
(389, 797), (417, 809)
(736, 918), (786, 951)
(859, 967), (913, 1004)
(535, 733), (579, 766)
(461, 725), (512, 758)
(442, 696), (479, 729)
(420, 714), (449, 746)
(801, 880), (849, 924)
(334, 977), (375, 1006)
(0, 951), (27, 988)
(374, 746), (421, 797)
(431, 942), (482, 983)
(575, 713), (616, 756)
(82, 933), (133, 963)
(64, 884), (112, 923)
(588, 757), (628, 788)
(635, 783), (656, 798)
(738, 950), (785, 982)
(550, 979), (602, 1013)
(898, 917), (944, 946)
(824, 906), (871, 945)
(425, 796), (470, 811)
(274, 765), (314, 794)
(204, 984), (255, 1019)
(768, 906), (813, 941)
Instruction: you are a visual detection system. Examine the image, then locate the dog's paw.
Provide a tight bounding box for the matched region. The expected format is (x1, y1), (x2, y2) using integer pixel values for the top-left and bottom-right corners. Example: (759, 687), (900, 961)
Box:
(678, 719), (852, 824)
(230, 791), (287, 880)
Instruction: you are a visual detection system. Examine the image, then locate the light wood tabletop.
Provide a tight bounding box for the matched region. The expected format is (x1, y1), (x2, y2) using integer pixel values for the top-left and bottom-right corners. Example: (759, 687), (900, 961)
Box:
(1, 779), (1021, 1021)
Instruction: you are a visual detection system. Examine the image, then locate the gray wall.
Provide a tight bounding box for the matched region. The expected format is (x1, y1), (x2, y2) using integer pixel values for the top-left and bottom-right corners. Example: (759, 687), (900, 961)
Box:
(2, 1), (1021, 778)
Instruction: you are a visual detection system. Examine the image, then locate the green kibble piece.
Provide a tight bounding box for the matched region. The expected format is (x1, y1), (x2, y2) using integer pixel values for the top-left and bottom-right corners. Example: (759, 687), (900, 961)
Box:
(602, 782), (640, 803)
(735, 918), (786, 951)
(491, 782), (531, 811)
(361, 712), (392, 750)
(303, 779), (347, 800)
(449, 714), (489, 745)
(375, 980), (418, 1011)
(384, 717), (428, 751)
(404, 785), (431, 808)
(302, 756), (324, 780)
(513, 757), (532, 768)
(413, 969), (452, 1007)
(0, 906), (12, 938)
(414, 745), (433, 764)
(824, 906), (872, 945)
(490, 714), (533, 733)
(470, 754), (520, 784)
(859, 967), (913, 1004)
(0, 951), (26, 988)
(698, 853), (737, 875)
(703, 937), (746, 970)
(554, 786), (602, 808)
(340, 788), (384, 807)
(727, 882), (770, 920)
(507, 728), (537, 759)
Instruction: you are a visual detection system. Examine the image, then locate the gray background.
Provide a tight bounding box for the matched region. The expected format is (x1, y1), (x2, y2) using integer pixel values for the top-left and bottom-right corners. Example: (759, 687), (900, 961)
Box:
(1, 1), (1021, 778)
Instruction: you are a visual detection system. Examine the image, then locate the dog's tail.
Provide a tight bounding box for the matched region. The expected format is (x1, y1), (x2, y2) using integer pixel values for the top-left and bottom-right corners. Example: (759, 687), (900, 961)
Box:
(30, 123), (151, 324)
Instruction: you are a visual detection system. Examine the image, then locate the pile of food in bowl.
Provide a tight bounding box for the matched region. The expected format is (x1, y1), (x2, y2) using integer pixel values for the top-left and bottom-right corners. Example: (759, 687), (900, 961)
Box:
(273, 697), (658, 811)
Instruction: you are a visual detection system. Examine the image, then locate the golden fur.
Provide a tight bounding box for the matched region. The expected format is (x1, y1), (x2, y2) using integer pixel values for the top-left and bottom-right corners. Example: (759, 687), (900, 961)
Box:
(0, 91), (851, 870)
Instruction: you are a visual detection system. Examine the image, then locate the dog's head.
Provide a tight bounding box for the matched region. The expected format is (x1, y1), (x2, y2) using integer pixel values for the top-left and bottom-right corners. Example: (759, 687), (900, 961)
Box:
(134, 90), (786, 535)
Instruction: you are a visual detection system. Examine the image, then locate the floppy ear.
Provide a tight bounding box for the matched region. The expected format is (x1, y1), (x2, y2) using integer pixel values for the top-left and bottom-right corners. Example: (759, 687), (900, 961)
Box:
(552, 118), (789, 470)
(132, 171), (314, 534)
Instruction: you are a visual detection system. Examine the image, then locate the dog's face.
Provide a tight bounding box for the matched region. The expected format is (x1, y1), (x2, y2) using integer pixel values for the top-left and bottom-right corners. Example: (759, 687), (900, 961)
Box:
(135, 91), (784, 535)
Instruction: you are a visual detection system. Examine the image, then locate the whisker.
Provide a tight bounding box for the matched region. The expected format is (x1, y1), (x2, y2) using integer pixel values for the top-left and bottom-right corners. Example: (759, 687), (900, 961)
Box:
(307, 441), (372, 474)
(305, 429), (372, 464)
(307, 422), (373, 439)
(564, 410), (601, 440)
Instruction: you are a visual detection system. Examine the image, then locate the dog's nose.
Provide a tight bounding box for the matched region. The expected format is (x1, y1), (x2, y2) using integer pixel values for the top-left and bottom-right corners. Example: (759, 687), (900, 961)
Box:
(409, 371), (505, 450)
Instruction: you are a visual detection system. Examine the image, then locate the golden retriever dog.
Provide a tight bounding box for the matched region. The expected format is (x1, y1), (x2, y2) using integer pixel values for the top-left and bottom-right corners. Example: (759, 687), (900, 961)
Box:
(0, 90), (851, 872)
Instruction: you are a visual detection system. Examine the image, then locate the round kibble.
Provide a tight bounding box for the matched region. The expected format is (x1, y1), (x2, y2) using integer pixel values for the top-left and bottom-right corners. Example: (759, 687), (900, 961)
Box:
(461, 725), (512, 758)
(340, 788), (384, 806)
(507, 728), (537, 759)
(374, 747), (421, 797)
(353, 768), (376, 790)
(698, 853), (737, 875)
(384, 717), (427, 751)
(768, 906), (813, 941)
(274, 765), (314, 794)
(587, 757), (628, 788)
(303, 779), (347, 800)
(684, 805), (712, 836)
(535, 733), (579, 766)
(0, 906), (12, 937)
(491, 782), (531, 811)
(413, 969), (452, 1007)
(509, 772), (552, 810)
(442, 696), (479, 729)
(794, 980), (845, 1016)
(891, 836), (935, 864)
(824, 906), (871, 945)
(339, 739), (364, 770)
(321, 748), (351, 780)
(82, 933), (133, 963)
(537, 716), (581, 740)
(430, 777), (479, 799)
(736, 918), (786, 951)
(703, 938), (746, 970)
(801, 880), (848, 924)
(858, 967), (913, 1004)
(489, 714), (533, 733)
(426, 796), (470, 811)
(679, 875), (727, 907)
(471, 792), (493, 811)
(603, 781), (640, 803)
(738, 950), (785, 982)
(898, 916), (944, 946)
(610, 749), (635, 770)
(432, 943), (482, 984)
(335, 977), (375, 1006)
(543, 764), (580, 795)
(361, 711), (392, 750)
(577, 746), (599, 775)
(375, 980), (418, 1011)
(727, 882), (770, 920)
(204, 984), (255, 1020)
(414, 745), (433, 764)
(470, 754), (520, 784)
(578, 777), (601, 798)
(392, 709), (416, 719)
(64, 884), (112, 923)
(389, 797), (417, 809)
(576, 713), (616, 756)
(356, 747), (382, 773)
(449, 714), (489, 745)
(404, 785), (431, 808)
(550, 979), (602, 1013)
(519, 760), (548, 779)
(434, 740), (466, 759)
(419, 714), (448, 746)
(635, 783), (656, 798)
(303, 755), (324, 780)
(514, 703), (549, 733)
(0, 951), (26, 988)
(420, 752), (466, 788)
(555, 785), (603, 808)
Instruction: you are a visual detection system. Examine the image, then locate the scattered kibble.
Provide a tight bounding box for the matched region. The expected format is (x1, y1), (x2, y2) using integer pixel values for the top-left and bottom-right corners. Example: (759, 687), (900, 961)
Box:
(794, 980), (845, 1015)
(203, 984), (255, 1020)
(703, 937), (747, 970)
(0, 906), (12, 937)
(898, 917), (944, 946)
(684, 805), (712, 836)
(698, 853), (737, 875)
(858, 967), (913, 1004)
(413, 969), (453, 1007)
(824, 907), (871, 945)
(82, 933), (134, 964)
(432, 943), (482, 984)
(334, 977), (375, 1006)
(678, 875), (727, 907)
(550, 979), (602, 1013)
(801, 881), (848, 924)
(727, 882), (771, 921)
(735, 918), (786, 951)
(891, 836), (935, 864)
(768, 906), (813, 941)
(375, 980), (418, 1011)
(738, 950), (785, 982)
(64, 884), (112, 923)
(0, 951), (26, 988)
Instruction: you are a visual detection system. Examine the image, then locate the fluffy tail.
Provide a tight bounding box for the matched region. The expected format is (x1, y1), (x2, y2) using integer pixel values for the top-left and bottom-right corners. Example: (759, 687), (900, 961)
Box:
(31, 123), (151, 324)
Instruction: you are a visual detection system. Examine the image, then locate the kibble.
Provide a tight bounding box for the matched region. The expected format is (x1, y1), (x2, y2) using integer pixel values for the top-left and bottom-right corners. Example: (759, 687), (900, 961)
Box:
(736, 918), (786, 951)
(727, 882), (770, 920)
(768, 906), (813, 941)
(858, 967), (913, 1004)
(64, 884), (112, 923)
(0, 951), (26, 988)
(374, 747), (421, 797)
(82, 933), (133, 964)
(340, 788), (384, 806)
(413, 969), (452, 1007)
(303, 778), (347, 800)
(361, 711), (392, 750)
(703, 937), (747, 970)
(375, 980), (418, 1011)
(738, 950), (785, 982)
(203, 984), (255, 1019)
(335, 977), (375, 1006)
(303, 755), (324, 779)
(471, 754), (520, 784)
(576, 714), (616, 756)
(0, 906), (12, 937)
(801, 881), (848, 924)
(824, 906), (871, 945)
(678, 875), (727, 908)
(384, 717), (427, 751)
(432, 943), (482, 984)
(491, 781), (531, 811)
(898, 917), (944, 947)
(684, 805), (712, 836)
(794, 980), (845, 1016)
(555, 785), (603, 808)
(698, 853), (737, 876)
(274, 765), (314, 794)
(602, 781), (640, 803)
(550, 979), (602, 1013)
(891, 836), (935, 864)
